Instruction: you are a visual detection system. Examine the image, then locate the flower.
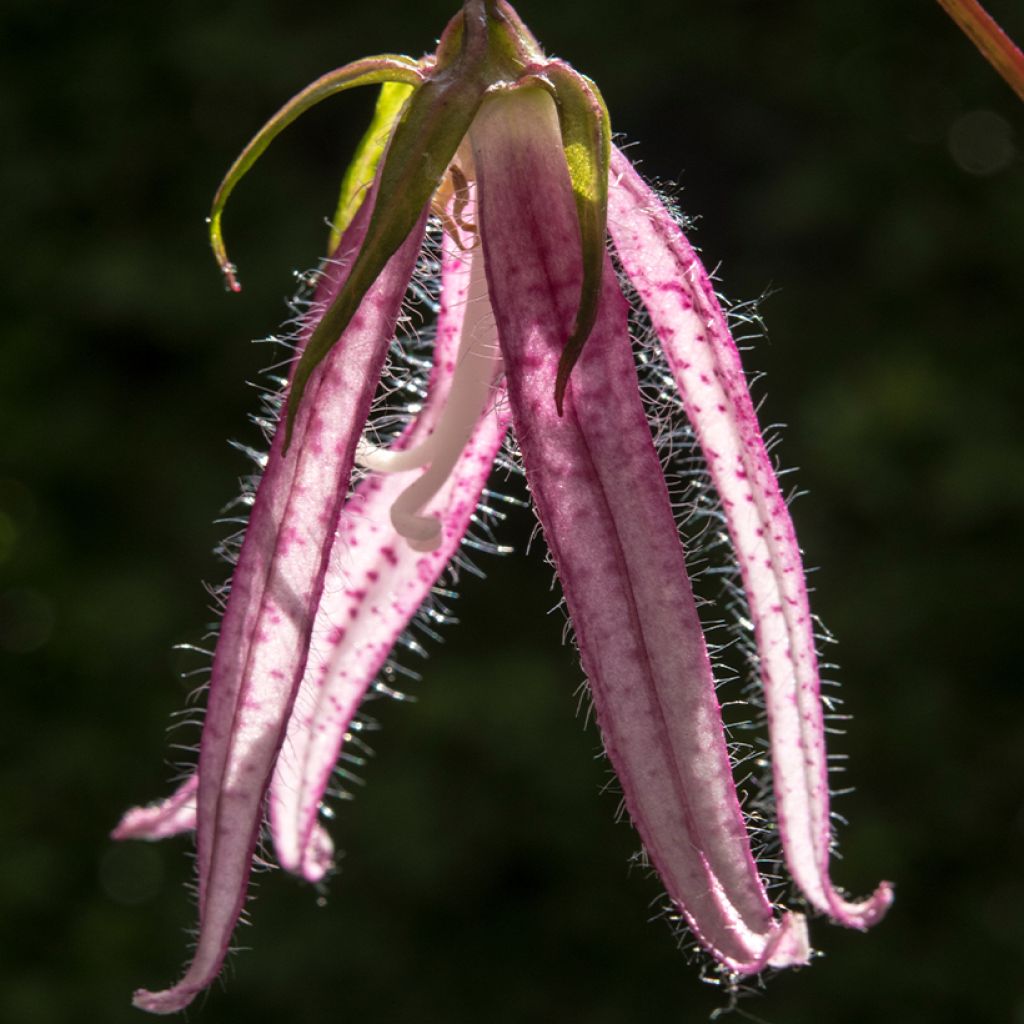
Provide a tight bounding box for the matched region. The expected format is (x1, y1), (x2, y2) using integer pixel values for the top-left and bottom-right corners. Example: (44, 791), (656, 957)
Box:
(115, 1), (892, 1013)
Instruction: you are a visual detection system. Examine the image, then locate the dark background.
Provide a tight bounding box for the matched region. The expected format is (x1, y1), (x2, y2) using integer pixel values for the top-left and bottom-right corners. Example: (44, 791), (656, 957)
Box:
(3, 1), (1023, 1021)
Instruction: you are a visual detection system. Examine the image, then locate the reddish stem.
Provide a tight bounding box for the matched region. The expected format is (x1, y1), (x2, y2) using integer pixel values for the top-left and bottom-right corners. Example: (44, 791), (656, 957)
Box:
(937, 0), (1024, 102)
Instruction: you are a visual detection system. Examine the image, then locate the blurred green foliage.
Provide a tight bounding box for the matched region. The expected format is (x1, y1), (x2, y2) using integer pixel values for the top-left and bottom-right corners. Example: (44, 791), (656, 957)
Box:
(2, 1), (1023, 1022)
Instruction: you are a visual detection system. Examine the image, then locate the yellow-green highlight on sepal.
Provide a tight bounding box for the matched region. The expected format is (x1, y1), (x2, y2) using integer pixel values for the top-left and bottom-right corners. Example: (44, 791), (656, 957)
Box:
(208, 55), (424, 293)
(490, 0), (544, 63)
(526, 62), (611, 414)
(283, 6), (495, 448)
(328, 81), (415, 255)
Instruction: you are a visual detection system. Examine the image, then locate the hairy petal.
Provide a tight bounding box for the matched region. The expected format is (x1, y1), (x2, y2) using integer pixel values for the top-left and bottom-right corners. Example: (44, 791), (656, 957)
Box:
(270, 214), (511, 879)
(132, 196), (428, 1015)
(113, 772), (333, 881)
(472, 88), (808, 973)
(606, 147), (893, 929)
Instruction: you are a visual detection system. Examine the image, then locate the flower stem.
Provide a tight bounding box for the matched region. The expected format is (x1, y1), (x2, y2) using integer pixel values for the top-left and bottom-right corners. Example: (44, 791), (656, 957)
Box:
(937, 0), (1024, 103)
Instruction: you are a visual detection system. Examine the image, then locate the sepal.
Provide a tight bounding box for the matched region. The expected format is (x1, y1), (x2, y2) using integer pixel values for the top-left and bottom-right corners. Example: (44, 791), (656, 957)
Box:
(522, 61), (611, 413)
(328, 81), (415, 252)
(207, 55), (424, 292)
(283, 12), (494, 445)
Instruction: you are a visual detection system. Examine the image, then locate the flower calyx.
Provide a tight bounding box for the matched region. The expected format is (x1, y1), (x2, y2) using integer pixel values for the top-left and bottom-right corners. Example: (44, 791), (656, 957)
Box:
(207, 0), (611, 447)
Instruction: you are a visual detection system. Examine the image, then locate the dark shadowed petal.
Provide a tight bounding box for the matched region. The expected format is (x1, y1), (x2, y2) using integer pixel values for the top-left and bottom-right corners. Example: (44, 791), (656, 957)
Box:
(471, 87), (808, 973)
(131, 195), (428, 1015)
(605, 147), (893, 930)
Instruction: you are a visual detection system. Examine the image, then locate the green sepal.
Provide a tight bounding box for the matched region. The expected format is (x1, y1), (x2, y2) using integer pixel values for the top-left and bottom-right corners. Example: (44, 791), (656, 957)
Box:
(526, 61), (611, 414)
(208, 55), (423, 292)
(283, 8), (493, 448)
(489, 1), (544, 64)
(328, 81), (415, 254)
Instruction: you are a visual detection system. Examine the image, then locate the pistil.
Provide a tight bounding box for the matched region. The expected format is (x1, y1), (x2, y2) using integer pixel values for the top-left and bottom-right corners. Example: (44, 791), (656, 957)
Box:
(356, 233), (503, 551)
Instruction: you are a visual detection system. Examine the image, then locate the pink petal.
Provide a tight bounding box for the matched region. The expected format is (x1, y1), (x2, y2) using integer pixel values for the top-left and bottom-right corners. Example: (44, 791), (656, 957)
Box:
(471, 88), (808, 973)
(270, 212), (511, 879)
(111, 776), (197, 842)
(112, 772), (334, 884)
(606, 146), (892, 929)
(132, 196), (428, 1015)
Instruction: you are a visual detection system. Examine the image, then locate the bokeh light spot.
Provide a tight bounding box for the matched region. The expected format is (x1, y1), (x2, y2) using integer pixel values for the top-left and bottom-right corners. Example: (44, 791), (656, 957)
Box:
(947, 109), (1016, 175)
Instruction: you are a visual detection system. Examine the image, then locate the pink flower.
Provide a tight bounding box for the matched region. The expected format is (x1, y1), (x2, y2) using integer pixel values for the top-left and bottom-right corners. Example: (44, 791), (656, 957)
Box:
(115, 2), (891, 1013)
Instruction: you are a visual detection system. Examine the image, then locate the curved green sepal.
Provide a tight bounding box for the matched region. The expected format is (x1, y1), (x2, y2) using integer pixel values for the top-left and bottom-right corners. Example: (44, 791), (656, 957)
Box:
(328, 81), (415, 254)
(527, 61), (611, 415)
(283, 13), (492, 448)
(208, 55), (423, 292)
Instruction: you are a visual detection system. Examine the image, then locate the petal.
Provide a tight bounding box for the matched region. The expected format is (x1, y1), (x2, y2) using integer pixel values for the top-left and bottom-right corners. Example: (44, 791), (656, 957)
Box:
(113, 772), (335, 884)
(270, 213), (511, 879)
(132, 195), (428, 1015)
(471, 87), (808, 974)
(111, 776), (197, 842)
(605, 146), (892, 929)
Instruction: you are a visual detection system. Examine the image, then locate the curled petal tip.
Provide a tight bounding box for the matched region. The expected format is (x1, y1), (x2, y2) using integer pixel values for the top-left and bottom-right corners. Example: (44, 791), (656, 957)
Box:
(830, 879), (895, 931)
(111, 776), (198, 842)
(299, 824), (336, 883)
(132, 986), (197, 1016)
(765, 911), (811, 969)
(109, 809), (150, 842)
(279, 822), (336, 884)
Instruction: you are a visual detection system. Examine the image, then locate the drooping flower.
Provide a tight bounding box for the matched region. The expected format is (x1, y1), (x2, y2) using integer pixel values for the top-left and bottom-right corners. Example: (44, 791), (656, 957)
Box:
(115, 1), (891, 1013)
